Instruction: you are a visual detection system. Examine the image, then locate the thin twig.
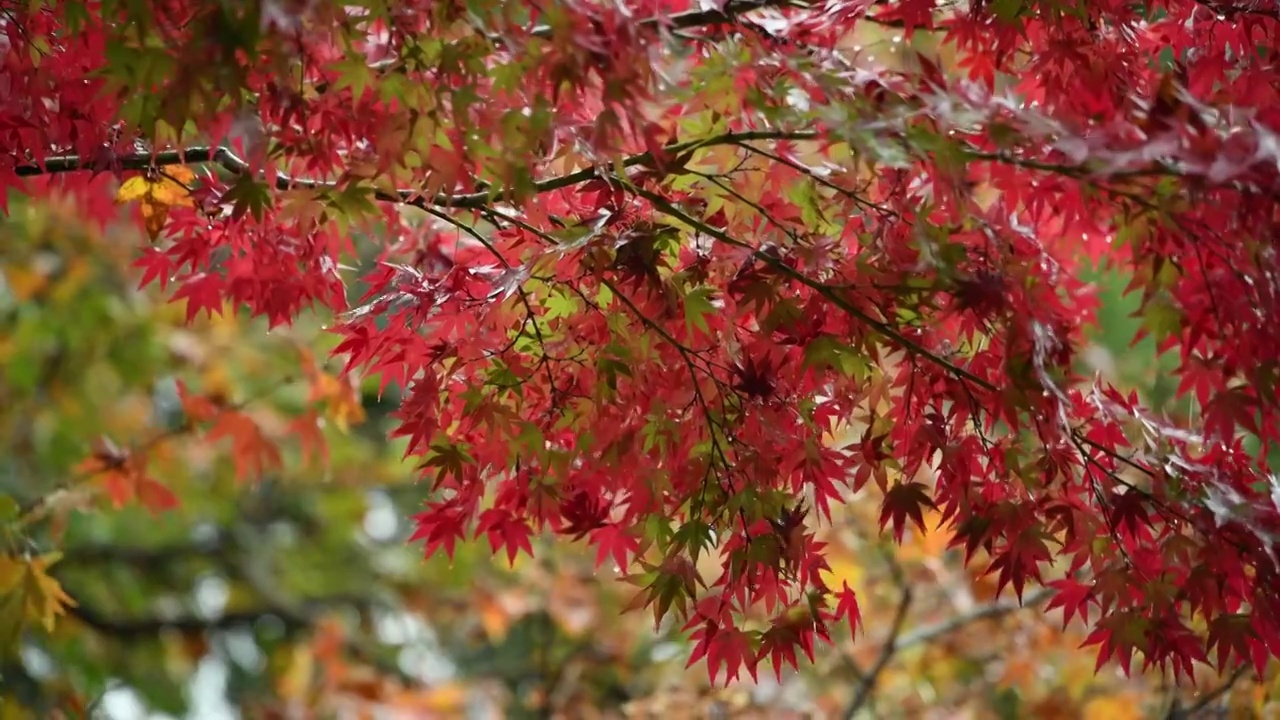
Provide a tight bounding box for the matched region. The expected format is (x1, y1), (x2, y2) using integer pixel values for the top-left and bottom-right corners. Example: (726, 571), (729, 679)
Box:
(67, 595), (357, 635)
(844, 587), (913, 719)
(891, 585), (1054, 654)
(841, 585), (1055, 718)
(1166, 665), (1250, 719)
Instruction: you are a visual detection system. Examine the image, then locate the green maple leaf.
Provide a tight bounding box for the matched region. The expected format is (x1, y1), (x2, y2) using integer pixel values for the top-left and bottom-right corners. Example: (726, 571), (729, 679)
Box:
(683, 286), (716, 337)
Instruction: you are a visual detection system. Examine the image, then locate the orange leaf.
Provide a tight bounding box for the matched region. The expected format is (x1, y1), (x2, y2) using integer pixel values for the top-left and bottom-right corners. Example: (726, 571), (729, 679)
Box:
(74, 436), (129, 474)
(136, 477), (180, 514)
(75, 438), (178, 513)
(387, 683), (468, 713)
(206, 411), (283, 481)
(100, 468), (135, 509)
(176, 381), (222, 423)
(477, 594), (513, 641)
(140, 203), (169, 241)
(290, 411), (329, 467)
(114, 166), (196, 241)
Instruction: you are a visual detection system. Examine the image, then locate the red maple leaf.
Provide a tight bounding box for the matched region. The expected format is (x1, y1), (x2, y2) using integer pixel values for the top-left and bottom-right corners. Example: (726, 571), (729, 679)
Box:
(170, 272), (226, 322)
(878, 481), (937, 544)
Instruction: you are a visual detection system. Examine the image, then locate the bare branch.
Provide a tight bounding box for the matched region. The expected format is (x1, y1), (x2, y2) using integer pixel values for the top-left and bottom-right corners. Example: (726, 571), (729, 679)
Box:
(67, 593), (362, 636)
(1166, 665), (1251, 719)
(57, 537), (226, 567)
(844, 587), (913, 719)
(841, 585), (1054, 718)
(892, 585), (1054, 654)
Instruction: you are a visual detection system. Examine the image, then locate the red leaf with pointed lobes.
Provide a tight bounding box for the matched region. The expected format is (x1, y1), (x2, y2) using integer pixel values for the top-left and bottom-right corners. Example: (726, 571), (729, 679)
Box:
(589, 524), (641, 571)
(1206, 613), (1257, 673)
(203, 410), (284, 482)
(879, 481), (937, 544)
(1081, 614), (1144, 677)
(689, 624), (758, 685)
(170, 273), (226, 322)
(834, 581), (861, 643)
(560, 489), (610, 539)
(408, 506), (468, 561)
(133, 247), (175, 291)
(985, 524), (1054, 602)
(1043, 577), (1097, 630)
(475, 509), (534, 567)
(757, 604), (830, 681)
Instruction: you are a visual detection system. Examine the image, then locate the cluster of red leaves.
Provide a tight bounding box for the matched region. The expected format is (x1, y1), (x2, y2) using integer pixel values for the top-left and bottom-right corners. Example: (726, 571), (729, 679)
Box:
(73, 437), (178, 514)
(177, 382), (283, 481)
(5, 0), (1280, 685)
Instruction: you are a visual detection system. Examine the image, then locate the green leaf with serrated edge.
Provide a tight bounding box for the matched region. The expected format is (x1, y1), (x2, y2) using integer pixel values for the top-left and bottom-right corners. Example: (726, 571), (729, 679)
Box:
(683, 286), (716, 337)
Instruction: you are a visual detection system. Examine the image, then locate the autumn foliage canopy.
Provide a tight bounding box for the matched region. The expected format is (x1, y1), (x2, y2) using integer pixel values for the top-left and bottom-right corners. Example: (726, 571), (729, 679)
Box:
(4, 0), (1280, 688)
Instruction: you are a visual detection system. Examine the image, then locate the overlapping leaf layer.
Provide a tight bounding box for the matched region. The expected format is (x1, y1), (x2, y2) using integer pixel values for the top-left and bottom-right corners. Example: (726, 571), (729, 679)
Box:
(3, 0), (1279, 683)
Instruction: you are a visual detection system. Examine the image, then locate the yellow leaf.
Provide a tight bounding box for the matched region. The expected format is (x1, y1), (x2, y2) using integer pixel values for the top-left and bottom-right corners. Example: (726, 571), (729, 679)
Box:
(115, 176), (154, 204)
(114, 166), (197, 240)
(0, 589), (24, 651)
(276, 643), (315, 700)
(141, 202), (169, 241)
(162, 164), (197, 185)
(329, 386), (366, 432)
(0, 559), (28, 656)
(307, 370), (366, 432)
(161, 630), (200, 676)
(21, 554), (76, 632)
(151, 177), (195, 208)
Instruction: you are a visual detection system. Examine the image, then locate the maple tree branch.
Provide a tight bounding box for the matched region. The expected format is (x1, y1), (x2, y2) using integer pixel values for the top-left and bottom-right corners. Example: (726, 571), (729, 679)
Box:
(441, 0), (800, 48)
(421, 205), (511, 267)
(1166, 665), (1250, 719)
(56, 537), (224, 566)
(13, 130), (817, 210)
(623, 178), (1186, 546)
(67, 594), (417, 684)
(691, 170), (809, 243)
(1189, 0), (1280, 20)
(706, 147), (1238, 535)
(628, 176), (1254, 574)
(625, 181), (988, 389)
(65, 599), (337, 635)
(62, 546), (416, 686)
(601, 276), (740, 516)
(891, 585), (1054, 654)
(733, 141), (898, 219)
(844, 587), (912, 719)
(615, 0), (798, 33)
(841, 586), (1055, 717)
